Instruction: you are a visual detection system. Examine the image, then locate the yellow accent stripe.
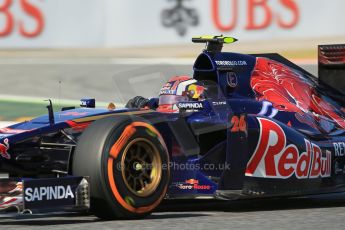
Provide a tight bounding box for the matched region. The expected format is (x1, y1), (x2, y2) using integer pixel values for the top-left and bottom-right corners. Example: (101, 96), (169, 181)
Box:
(192, 35), (238, 44)
(192, 35), (215, 39)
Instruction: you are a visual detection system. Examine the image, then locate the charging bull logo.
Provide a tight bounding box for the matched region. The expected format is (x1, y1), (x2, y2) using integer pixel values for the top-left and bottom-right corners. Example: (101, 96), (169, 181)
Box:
(185, 179), (199, 185)
(0, 138), (10, 160)
(251, 57), (345, 130)
(245, 118), (331, 179)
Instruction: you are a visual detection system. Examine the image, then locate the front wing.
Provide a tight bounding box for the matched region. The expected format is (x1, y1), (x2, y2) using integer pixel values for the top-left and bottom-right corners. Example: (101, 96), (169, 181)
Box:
(0, 176), (89, 213)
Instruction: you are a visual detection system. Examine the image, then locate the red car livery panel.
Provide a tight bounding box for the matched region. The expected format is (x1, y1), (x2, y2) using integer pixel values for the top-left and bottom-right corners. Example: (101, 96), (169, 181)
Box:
(250, 58), (345, 130)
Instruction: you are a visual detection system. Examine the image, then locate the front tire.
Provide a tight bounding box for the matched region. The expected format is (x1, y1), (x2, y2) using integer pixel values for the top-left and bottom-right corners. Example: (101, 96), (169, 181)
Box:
(72, 116), (170, 219)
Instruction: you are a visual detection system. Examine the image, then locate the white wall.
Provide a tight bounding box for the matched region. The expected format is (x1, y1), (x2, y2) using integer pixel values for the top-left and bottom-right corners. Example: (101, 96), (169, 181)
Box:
(0, 0), (344, 48)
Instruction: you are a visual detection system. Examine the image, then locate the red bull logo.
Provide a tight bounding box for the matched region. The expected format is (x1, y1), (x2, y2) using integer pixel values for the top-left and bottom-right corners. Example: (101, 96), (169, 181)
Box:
(245, 118), (332, 179)
(0, 138), (10, 160)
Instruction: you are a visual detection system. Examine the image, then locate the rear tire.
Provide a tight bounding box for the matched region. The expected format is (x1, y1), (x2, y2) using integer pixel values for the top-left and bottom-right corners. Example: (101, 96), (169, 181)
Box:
(72, 116), (170, 219)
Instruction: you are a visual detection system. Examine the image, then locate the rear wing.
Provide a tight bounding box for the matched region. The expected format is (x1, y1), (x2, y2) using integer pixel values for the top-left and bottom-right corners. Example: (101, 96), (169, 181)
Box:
(318, 44), (345, 97)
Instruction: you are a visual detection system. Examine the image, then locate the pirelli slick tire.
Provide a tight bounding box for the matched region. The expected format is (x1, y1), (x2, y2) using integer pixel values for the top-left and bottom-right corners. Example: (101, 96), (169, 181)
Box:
(72, 116), (170, 220)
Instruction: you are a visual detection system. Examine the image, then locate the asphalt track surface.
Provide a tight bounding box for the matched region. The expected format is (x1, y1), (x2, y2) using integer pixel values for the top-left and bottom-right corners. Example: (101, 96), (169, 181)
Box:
(2, 61), (342, 230)
(1, 195), (345, 230)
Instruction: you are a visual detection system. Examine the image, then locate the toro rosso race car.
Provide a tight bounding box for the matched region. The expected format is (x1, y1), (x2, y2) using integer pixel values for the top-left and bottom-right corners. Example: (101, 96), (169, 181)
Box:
(1, 36), (345, 219)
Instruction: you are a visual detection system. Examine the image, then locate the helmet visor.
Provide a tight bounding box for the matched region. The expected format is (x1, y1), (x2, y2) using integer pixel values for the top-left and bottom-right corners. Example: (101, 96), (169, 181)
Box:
(158, 95), (187, 106)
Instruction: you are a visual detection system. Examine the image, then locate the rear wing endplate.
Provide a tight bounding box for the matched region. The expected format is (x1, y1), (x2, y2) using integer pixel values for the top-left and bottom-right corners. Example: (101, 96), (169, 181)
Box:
(318, 44), (345, 96)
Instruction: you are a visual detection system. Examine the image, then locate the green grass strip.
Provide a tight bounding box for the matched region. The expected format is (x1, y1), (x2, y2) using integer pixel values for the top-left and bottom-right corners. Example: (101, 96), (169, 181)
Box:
(0, 100), (71, 121)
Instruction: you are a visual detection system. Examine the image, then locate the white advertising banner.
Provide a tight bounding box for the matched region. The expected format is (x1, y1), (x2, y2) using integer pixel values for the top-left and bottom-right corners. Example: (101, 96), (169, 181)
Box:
(0, 0), (105, 47)
(0, 0), (344, 48)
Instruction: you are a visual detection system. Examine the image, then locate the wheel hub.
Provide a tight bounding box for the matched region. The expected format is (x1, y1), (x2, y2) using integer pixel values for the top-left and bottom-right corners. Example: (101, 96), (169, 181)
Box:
(120, 138), (162, 197)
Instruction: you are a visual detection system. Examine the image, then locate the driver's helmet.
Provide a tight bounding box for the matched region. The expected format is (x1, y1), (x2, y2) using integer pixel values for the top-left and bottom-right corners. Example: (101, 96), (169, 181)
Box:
(157, 76), (205, 113)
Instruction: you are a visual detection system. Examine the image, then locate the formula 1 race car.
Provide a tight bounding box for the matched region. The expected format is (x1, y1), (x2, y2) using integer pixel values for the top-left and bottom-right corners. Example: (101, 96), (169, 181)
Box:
(1, 36), (345, 219)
